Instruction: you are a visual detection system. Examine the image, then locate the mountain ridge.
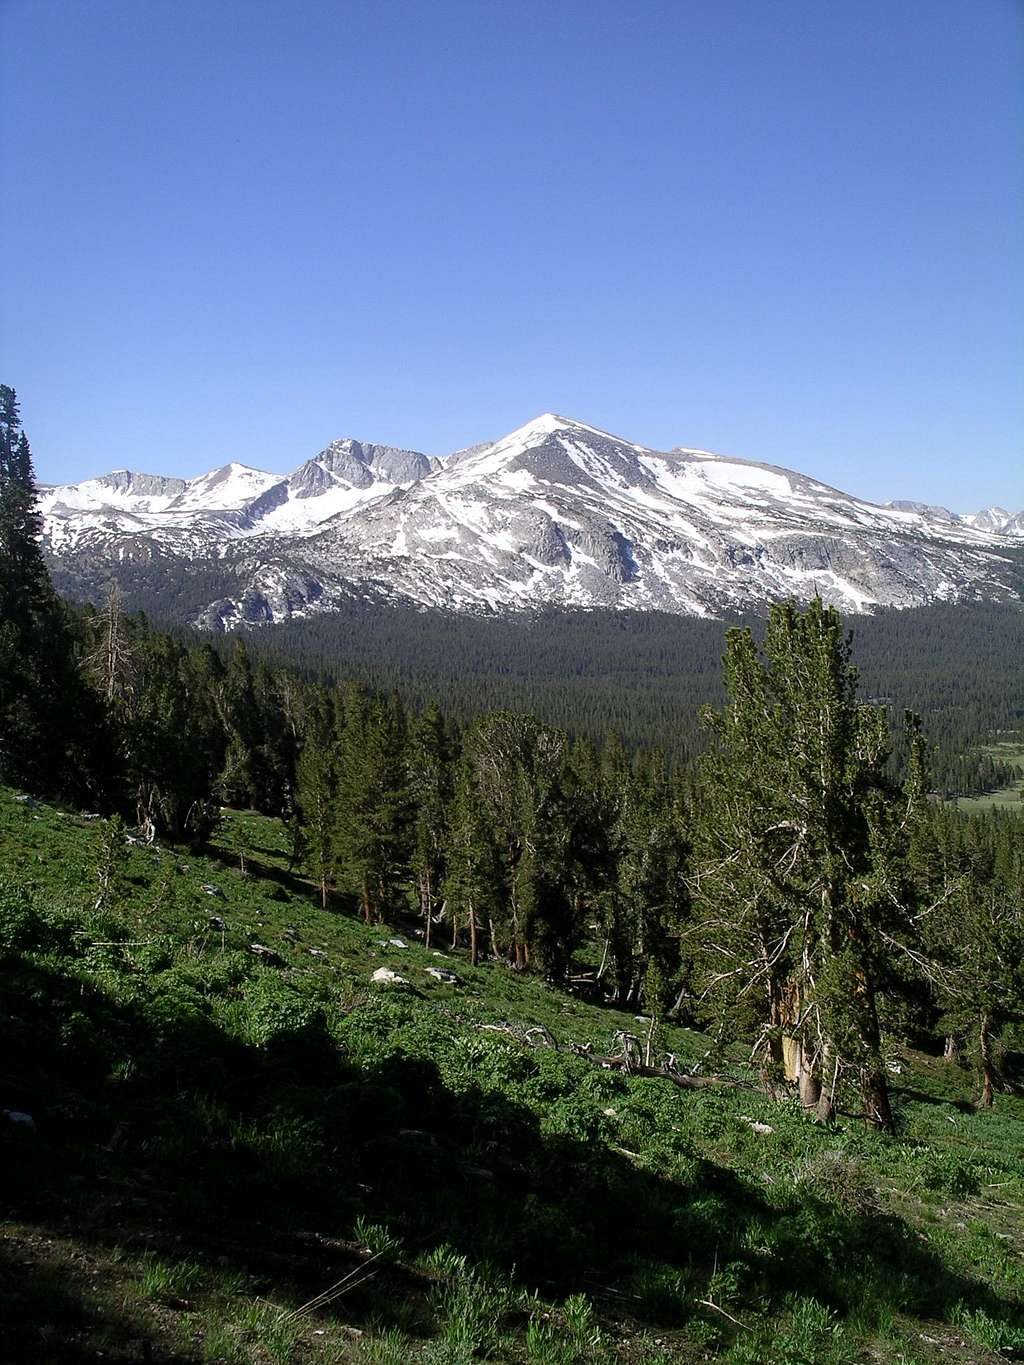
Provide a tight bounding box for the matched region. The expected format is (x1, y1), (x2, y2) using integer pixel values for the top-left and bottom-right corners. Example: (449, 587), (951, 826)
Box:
(39, 412), (1024, 628)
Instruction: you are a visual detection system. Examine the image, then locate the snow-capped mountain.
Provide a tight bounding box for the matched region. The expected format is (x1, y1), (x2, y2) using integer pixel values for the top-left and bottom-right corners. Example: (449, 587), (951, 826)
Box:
(961, 506), (1024, 536)
(40, 414), (1024, 628)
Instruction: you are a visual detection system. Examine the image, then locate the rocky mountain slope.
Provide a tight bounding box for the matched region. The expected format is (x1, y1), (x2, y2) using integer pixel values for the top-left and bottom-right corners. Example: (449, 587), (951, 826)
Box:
(40, 414), (1023, 628)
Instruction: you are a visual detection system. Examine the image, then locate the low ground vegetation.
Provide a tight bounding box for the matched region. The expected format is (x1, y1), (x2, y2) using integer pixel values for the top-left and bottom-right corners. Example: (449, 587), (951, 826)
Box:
(3, 387), (1024, 1360)
(2, 790), (1023, 1363)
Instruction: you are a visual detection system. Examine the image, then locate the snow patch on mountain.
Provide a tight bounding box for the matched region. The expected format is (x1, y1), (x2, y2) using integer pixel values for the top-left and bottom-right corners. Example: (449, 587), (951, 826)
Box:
(40, 413), (1024, 629)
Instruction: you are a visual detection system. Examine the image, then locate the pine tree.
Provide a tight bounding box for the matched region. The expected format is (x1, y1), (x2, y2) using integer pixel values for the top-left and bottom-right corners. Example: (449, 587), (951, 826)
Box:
(692, 599), (925, 1130)
(460, 712), (576, 974)
(920, 808), (1024, 1107)
(334, 686), (412, 922)
(216, 639), (267, 809)
(408, 703), (452, 948)
(92, 814), (128, 913)
(295, 707), (337, 910)
(126, 636), (225, 839)
(0, 385), (95, 798)
(84, 584), (136, 708)
(443, 760), (501, 963)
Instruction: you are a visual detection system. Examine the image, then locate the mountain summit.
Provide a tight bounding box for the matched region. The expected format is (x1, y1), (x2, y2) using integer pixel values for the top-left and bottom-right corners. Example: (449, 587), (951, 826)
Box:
(40, 415), (1023, 628)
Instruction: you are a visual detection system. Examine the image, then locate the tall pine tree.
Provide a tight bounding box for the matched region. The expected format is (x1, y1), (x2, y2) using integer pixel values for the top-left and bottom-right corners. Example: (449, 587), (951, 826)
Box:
(692, 599), (926, 1130)
(0, 386), (97, 798)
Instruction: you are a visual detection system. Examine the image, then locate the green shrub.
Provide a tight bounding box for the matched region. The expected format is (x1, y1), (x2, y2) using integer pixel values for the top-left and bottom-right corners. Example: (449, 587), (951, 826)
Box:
(0, 880), (42, 954)
(793, 1149), (880, 1214)
(237, 974), (323, 1047)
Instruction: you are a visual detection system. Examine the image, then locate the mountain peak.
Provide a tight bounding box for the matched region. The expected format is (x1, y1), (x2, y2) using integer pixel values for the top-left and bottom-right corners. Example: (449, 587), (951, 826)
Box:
(39, 414), (1024, 629)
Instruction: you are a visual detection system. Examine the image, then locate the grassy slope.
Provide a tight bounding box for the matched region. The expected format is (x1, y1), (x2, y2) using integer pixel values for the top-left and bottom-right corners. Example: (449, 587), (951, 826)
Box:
(1, 789), (1023, 1365)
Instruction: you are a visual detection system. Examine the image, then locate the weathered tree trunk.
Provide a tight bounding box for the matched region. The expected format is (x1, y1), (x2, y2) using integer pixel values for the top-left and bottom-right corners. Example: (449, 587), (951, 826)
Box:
(595, 934), (611, 982)
(978, 1011), (996, 1109)
(775, 980), (820, 1105)
(943, 1034), (960, 1064)
(360, 879), (371, 925)
(509, 887), (522, 968)
(468, 898), (479, 966)
(858, 984), (894, 1132)
(861, 1063), (894, 1132)
(815, 1044), (836, 1124)
(669, 981), (689, 1019)
(422, 869), (433, 949)
(799, 1065), (822, 1110)
(644, 1013), (659, 1068)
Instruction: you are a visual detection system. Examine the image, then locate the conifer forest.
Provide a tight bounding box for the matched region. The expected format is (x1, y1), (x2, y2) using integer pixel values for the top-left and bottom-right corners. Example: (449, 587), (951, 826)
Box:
(2, 385), (1024, 1362)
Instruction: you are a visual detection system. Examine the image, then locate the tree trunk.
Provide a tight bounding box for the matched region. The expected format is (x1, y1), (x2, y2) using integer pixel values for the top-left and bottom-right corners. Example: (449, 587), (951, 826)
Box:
(860, 1062), (894, 1132)
(422, 869), (433, 949)
(978, 1011), (996, 1109)
(596, 935), (610, 982)
(468, 898), (478, 966)
(669, 982), (690, 1022)
(814, 1044), (836, 1124)
(849, 962), (895, 1133)
(943, 1034), (960, 1064)
(360, 879), (371, 925)
(799, 1065), (822, 1110)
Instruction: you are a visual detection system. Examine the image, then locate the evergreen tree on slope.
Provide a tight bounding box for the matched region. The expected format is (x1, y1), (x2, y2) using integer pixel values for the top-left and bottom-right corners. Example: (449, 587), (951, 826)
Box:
(0, 385), (97, 797)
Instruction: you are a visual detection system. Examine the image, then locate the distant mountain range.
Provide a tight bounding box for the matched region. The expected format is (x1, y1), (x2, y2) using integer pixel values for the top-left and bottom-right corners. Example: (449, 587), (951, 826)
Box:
(40, 414), (1024, 628)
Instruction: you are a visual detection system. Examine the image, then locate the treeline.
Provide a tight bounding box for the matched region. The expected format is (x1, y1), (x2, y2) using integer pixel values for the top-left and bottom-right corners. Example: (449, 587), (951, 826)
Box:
(49, 502), (1024, 797)
(231, 598), (1024, 798)
(4, 386), (1023, 1133)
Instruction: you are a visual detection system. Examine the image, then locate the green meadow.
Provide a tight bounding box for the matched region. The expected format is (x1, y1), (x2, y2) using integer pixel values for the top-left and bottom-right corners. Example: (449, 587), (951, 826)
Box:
(2, 789), (1023, 1364)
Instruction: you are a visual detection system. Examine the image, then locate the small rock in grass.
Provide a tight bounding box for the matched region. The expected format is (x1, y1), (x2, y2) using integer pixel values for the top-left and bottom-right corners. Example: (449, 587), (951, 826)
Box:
(308, 947), (328, 960)
(249, 943), (285, 966)
(2, 1110), (36, 1130)
(425, 967), (460, 985)
(200, 883), (225, 899)
(371, 967), (409, 986)
(740, 1115), (774, 1135)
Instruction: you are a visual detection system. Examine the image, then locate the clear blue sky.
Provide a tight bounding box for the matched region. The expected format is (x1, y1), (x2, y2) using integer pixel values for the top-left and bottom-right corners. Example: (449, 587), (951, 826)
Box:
(3, 0), (1021, 511)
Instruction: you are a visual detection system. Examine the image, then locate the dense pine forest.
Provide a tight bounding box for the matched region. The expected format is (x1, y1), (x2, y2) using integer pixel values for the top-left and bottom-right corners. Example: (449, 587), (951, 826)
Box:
(52, 561), (1024, 798)
(4, 386), (1024, 1362)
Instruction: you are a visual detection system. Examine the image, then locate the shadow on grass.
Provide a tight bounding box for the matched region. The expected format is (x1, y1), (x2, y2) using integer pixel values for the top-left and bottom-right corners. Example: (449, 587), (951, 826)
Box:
(0, 1237), (194, 1364)
(198, 839), (314, 904)
(2, 952), (1022, 1359)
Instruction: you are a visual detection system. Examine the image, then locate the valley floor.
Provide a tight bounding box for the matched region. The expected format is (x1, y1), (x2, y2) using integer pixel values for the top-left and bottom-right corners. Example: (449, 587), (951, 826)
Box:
(2, 790), (1023, 1364)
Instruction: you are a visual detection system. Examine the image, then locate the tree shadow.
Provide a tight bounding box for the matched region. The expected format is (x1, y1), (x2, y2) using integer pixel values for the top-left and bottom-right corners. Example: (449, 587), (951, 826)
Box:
(890, 1084), (978, 1114)
(2, 954), (1022, 1358)
(197, 840), (318, 904)
(0, 1237), (194, 1364)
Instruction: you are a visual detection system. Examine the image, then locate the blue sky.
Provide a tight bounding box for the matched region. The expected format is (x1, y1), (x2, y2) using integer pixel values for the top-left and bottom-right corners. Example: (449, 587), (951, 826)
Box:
(3, 0), (1021, 511)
